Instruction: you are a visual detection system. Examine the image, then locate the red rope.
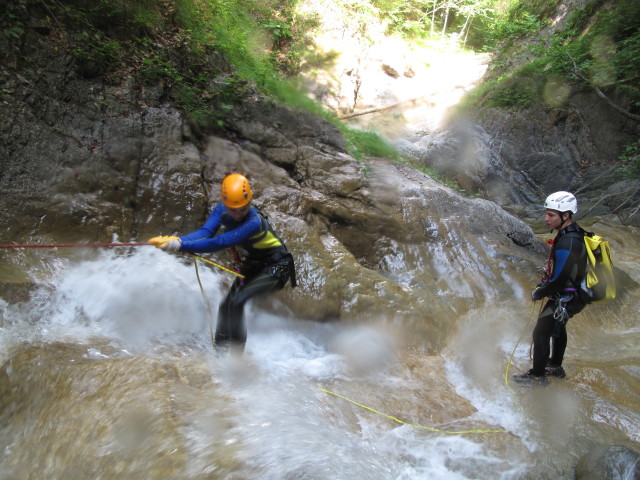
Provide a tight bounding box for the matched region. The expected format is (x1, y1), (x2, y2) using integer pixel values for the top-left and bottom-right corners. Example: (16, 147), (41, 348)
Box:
(0, 242), (152, 249)
(542, 238), (555, 282)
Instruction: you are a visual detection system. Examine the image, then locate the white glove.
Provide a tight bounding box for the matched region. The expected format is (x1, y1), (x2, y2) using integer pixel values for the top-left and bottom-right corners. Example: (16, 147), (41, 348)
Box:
(160, 237), (182, 253)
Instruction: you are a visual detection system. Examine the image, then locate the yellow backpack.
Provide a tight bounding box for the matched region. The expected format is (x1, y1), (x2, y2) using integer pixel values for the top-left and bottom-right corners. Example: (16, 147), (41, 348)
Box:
(582, 232), (616, 304)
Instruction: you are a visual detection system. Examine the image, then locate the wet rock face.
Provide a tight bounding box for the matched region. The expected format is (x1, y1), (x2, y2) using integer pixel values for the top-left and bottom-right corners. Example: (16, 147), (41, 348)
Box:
(476, 102), (640, 224)
(399, 122), (542, 210)
(0, 66), (543, 337)
(0, 342), (243, 478)
(0, 11), (546, 345)
(406, 103), (640, 225)
(575, 444), (640, 480)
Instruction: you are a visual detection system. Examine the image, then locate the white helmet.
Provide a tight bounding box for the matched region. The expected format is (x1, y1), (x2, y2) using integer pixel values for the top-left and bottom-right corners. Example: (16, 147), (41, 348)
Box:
(544, 191), (577, 214)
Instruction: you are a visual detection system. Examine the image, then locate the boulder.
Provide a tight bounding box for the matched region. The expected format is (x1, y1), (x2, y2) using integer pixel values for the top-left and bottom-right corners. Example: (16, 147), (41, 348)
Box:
(575, 444), (640, 480)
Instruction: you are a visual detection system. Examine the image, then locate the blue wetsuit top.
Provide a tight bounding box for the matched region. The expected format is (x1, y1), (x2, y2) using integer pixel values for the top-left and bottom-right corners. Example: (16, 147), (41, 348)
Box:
(536, 223), (587, 299)
(179, 202), (262, 254)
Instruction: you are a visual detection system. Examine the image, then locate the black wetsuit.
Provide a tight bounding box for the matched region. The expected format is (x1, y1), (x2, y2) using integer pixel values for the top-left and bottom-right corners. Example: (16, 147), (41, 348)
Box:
(531, 224), (587, 375)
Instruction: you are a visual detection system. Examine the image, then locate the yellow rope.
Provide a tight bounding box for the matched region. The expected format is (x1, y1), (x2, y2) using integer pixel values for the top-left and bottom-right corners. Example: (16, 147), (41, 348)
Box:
(188, 253), (245, 278)
(187, 254), (243, 348)
(504, 301), (540, 386)
(317, 388), (507, 434)
(192, 257), (216, 347)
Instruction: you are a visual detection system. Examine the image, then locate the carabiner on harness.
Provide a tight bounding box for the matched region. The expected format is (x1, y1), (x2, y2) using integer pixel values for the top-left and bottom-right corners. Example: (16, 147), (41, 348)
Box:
(552, 294), (572, 324)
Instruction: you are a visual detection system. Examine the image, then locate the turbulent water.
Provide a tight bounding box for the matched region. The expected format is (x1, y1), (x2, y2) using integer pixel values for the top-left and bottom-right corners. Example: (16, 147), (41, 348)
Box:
(1, 221), (639, 479)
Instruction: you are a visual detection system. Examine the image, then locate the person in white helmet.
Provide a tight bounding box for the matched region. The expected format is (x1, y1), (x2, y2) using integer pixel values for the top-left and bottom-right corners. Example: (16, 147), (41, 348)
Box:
(513, 191), (588, 386)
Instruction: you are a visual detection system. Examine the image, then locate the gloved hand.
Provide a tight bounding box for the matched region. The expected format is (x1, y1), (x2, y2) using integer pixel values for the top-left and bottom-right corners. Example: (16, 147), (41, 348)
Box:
(148, 235), (181, 253)
(148, 235), (170, 246)
(161, 237), (181, 253)
(531, 287), (542, 302)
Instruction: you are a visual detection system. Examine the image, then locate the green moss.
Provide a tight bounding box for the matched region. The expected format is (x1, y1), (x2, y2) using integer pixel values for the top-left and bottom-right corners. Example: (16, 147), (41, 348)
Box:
(343, 128), (399, 161)
(462, 0), (640, 115)
(619, 139), (640, 178)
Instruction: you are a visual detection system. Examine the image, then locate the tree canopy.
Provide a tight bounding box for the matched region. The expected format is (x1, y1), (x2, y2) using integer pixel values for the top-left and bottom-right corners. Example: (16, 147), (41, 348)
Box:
(2, 0), (638, 166)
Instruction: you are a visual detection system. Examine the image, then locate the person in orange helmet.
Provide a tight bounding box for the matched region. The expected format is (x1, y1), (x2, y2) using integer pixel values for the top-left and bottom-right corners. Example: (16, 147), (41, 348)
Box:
(150, 173), (296, 351)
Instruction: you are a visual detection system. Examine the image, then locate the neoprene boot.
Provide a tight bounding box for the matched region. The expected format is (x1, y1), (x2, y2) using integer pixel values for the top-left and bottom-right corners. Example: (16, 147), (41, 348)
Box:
(512, 370), (550, 386)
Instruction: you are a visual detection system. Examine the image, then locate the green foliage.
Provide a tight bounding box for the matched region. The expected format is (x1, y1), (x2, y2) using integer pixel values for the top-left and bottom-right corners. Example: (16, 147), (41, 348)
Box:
(72, 37), (123, 76)
(486, 82), (539, 109)
(343, 128), (399, 161)
(502, 0), (561, 20)
(488, 13), (546, 46)
(478, 0), (563, 50)
(461, 0), (640, 118)
(542, 0), (640, 102)
(460, 58), (549, 110)
(18, 0), (639, 164)
(598, 0), (640, 97)
(370, 0), (431, 38)
(138, 57), (183, 85)
(365, 0), (562, 50)
(619, 140), (640, 178)
(394, 156), (465, 192)
(2, 12), (25, 40)
(3, 25), (25, 39)
(261, 19), (293, 44)
(37, 0), (297, 122)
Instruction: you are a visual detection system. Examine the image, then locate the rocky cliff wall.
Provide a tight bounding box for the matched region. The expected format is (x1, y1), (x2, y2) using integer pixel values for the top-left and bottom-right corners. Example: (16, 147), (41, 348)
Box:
(0, 6), (545, 349)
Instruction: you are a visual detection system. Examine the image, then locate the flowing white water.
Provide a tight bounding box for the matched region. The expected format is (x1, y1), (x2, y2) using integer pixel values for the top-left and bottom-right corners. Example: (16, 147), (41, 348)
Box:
(0, 234), (639, 479)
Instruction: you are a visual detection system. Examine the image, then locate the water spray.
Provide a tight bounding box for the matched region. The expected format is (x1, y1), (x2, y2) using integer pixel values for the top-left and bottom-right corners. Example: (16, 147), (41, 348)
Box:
(0, 242), (244, 278)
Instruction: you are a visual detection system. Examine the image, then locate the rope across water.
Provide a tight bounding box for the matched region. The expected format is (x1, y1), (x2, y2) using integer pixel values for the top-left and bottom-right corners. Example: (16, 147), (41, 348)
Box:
(317, 388), (508, 434)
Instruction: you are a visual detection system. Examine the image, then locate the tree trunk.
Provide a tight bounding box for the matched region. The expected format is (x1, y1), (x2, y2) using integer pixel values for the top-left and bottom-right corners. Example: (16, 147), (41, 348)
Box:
(441, 2), (450, 36)
(431, 0), (437, 36)
(459, 12), (471, 38)
(463, 15), (474, 45)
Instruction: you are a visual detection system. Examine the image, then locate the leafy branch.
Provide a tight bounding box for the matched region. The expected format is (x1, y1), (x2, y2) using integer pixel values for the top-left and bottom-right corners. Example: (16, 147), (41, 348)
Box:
(567, 52), (640, 122)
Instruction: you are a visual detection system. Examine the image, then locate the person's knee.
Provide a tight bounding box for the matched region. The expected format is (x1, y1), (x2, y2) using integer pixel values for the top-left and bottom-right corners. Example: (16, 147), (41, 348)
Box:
(533, 315), (554, 343)
(532, 327), (545, 345)
(220, 290), (245, 312)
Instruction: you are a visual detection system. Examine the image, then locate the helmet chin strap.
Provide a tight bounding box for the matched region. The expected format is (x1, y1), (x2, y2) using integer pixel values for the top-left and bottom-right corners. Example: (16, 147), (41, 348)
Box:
(559, 213), (573, 231)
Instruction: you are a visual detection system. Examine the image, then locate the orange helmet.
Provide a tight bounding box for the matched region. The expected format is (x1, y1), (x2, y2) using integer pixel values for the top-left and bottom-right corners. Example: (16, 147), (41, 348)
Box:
(221, 173), (252, 208)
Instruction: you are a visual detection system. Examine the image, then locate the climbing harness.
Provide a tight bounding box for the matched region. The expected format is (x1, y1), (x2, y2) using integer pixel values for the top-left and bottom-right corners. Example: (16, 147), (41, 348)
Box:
(504, 301), (541, 386)
(317, 388), (507, 434)
(552, 295), (572, 325)
(550, 293), (574, 341)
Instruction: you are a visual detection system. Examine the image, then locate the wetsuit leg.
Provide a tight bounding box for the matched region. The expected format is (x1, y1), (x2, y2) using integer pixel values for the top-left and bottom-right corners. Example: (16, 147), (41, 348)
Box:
(548, 297), (583, 366)
(549, 321), (568, 367)
(531, 301), (557, 376)
(216, 278), (245, 348)
(215, 272), (283, 350)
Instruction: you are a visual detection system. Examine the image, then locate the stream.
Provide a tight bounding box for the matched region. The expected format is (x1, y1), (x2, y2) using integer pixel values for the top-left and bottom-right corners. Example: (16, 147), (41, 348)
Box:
(1, 220), (638, 479)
